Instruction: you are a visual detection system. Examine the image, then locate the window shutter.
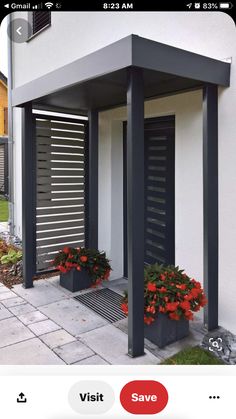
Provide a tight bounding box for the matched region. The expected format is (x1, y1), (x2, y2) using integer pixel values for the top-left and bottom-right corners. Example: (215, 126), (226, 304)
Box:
(32, 12), (51, 35)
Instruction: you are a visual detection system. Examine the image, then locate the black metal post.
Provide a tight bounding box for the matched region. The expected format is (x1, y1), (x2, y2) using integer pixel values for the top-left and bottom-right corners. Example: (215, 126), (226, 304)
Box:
(22, 102), (36, 288)
(127, 67), (145, 357)
(88, 110), (98, 249)
(203, 84), (219, 330)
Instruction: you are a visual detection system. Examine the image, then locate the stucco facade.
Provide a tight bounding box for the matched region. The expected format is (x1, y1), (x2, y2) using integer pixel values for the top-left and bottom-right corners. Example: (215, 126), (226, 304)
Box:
(8, 11), (236, 333)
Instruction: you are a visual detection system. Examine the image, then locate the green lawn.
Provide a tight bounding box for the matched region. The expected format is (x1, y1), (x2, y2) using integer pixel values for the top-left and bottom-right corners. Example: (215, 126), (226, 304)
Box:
(161, 346), (224, 365)
(0, 198), (8, 222)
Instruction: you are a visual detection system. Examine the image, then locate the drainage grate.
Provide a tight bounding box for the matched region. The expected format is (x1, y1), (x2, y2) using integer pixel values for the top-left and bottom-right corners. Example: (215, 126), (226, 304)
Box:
(74, 288), (126, 323)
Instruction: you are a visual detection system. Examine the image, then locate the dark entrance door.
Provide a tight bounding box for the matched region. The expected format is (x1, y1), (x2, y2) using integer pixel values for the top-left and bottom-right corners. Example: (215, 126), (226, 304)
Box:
(123, 116), (175, 277)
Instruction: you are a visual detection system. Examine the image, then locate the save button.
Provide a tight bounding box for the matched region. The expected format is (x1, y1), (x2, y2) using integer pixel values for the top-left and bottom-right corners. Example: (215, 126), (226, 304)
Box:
(120, 380), (168, 414)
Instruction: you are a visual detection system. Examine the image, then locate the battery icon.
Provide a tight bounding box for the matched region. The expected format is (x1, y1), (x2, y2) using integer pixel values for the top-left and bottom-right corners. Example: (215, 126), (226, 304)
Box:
(219, 2), (233, 8)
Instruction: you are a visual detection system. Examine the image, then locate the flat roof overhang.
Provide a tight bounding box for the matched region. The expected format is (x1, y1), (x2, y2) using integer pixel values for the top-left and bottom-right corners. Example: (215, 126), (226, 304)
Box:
(12, 35), (230, 114)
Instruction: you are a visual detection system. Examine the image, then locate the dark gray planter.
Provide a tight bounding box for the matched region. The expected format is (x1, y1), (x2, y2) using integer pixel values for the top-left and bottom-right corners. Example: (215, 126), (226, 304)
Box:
(144, 313), (189, 348)
(60, 268), (92, 292)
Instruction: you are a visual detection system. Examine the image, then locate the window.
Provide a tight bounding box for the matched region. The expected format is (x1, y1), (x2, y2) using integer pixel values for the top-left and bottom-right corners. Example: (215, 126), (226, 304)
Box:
(32, 12), (51, 36)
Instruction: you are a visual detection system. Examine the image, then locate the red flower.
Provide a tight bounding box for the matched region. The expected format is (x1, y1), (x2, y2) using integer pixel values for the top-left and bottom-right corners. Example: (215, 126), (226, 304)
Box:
(160, 274), (166, 281)
(60, 266), (67, 273)
(80, 255), (88, 263)
(159, 305), (166, 313)
(200, 295), (208, 307)
(63, 246), (70, 254)
(144, 315), (155, 325)
(169, 271), (175, 278)
(166, 302), (179, 312)
(93, 265), (99, 272)
(176, 284), (187, 290)
(159, 287), (167, 293)
(180, 300), (191, 311)
(121, 303), (128, 315)
(76, 266), (81, 271)
(169, 312), (180, 320)
(147, 282), (157, 292)
(190, 288), (201, 298)
(146, 305), (156, 314)
(184, 293), (194, 301)
(185, 310), (194, 320)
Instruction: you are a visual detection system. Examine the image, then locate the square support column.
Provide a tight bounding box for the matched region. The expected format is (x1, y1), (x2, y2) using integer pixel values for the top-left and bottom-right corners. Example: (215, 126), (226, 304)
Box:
(22, 102), (36, 288)
(203, 84), (219, 330)
(127, 67), (145, 357)
(87, 109), (98, 249)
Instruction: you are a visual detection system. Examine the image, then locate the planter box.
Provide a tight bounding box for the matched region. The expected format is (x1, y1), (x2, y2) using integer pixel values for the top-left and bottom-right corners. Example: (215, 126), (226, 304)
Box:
(144, 313), (189, 348)
(60, 268), (92, 292)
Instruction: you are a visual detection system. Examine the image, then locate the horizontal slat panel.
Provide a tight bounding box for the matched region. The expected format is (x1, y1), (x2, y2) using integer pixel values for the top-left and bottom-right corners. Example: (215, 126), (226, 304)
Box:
(37, 233), (85, 247)
(37, 219), (84, 231)
(37, 176), (84, 184)
(37, 240), (85, 255)
(37, 145), (84, 154)
(146, 228), (166, 241)
(37, 129), (85, 139)
(38, 152), (84, 162)
(37, 137), (84, 147)
(37, 191), (84, 200)
(37, 198), (84, 208)
(36, 120), (85, 131)
(37, 169), (84, 177)
(37, 184), (84, 192)
(37, 226), (84, 239)
(37, 161), (84, 170)
(37, 206), (84, 215)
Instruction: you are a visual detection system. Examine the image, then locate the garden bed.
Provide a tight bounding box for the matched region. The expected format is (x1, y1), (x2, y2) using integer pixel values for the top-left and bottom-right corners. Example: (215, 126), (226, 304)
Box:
(161, 346), (224, 365)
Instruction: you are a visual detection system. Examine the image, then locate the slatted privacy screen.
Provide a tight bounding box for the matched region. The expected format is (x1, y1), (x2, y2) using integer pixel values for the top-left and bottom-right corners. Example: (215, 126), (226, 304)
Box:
(35, 115), (88, 272)
(144, 117), (175, 266)
(0, 144), (4, 193)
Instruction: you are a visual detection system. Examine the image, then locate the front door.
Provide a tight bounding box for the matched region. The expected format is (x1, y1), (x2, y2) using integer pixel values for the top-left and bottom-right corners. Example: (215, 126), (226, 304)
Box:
(123, 116), (175, 277)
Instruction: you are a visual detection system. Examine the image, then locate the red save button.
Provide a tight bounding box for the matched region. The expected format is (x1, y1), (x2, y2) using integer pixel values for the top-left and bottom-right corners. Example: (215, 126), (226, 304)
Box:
(120, 380), (168, 414)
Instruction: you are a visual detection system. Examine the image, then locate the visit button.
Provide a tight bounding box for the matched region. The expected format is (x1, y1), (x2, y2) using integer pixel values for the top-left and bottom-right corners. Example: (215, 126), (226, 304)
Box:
(120, 380), (168, 414)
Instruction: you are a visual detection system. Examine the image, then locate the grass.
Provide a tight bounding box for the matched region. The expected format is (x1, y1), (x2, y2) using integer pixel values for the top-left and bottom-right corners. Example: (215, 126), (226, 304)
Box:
(161, 346), (224, 365)
(0, 198), (8, 222)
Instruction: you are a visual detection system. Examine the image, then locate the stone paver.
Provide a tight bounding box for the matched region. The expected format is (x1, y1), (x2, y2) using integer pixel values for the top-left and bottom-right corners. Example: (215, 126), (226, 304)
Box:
(40, 329), (76, 349)
(0, 287), (12, 294)
(79, 324), (161, 365)
(0, 317), (34, 348)
(0, 291), (17, 301)
(74, 355), (109, 365)
(13, 279), (67, 307)
(28, 319), (61, 336)
(2, 296), (25, 308)
(53, 341), (94, 364)
(40, 298), (108, 336)
(0, 306), (13, 320)
(18, 311), (48, 325)
(9, 303), (36, 316)
(0, 338), (65, 364)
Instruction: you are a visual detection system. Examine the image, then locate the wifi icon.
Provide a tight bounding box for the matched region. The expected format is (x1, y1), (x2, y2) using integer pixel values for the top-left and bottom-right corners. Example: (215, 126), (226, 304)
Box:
(45, 2), (53, 8)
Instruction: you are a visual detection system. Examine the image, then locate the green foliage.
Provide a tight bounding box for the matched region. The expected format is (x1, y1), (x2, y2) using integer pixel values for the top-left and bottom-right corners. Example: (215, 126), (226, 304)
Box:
(161, 346), (224, 365)
(1, 249), (23, 265)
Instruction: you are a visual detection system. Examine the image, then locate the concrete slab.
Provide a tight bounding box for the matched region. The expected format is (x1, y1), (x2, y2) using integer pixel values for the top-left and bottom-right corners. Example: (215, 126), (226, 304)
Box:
(2, 296), (25, 308)
(9, 303), (36, 316)
(0, 317), (34, 348)
(13, 279), (68, 307)
(79, 325), (161, 365)
(0, 338), (65, 364)
(0, 286), (12, 294)
(18, 311), (48, 325)
(74, 355), (109, 365)
(40, 329), (76, 349)
(0, 291), (17, 301)
(53, 340), (94, 364)
(0, 306), (13, 320)
(28, 319), (61, 336)
(40, 298), (108, 336)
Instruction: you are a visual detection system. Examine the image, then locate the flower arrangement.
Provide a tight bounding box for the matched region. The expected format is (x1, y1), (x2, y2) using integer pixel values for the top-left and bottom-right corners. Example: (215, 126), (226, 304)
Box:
(53, 246), (111, 287)
(121, 264), (207, 325)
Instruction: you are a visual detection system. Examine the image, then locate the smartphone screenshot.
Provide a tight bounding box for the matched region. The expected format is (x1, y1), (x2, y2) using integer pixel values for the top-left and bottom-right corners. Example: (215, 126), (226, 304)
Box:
(0, 1), (235, 417)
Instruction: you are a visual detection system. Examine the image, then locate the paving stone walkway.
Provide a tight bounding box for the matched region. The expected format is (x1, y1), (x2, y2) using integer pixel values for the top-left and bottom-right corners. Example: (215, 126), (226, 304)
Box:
(0, 277), (206, 365)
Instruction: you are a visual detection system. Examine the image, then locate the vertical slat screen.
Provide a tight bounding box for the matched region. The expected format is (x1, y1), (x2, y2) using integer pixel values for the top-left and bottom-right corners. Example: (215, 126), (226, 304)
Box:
(144, 116), (175, 266)
(35, 115), (88, 272)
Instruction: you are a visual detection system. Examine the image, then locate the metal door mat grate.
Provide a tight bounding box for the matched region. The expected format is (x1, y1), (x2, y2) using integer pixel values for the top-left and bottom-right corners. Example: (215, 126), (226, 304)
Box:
(74, 288), (126, 323)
